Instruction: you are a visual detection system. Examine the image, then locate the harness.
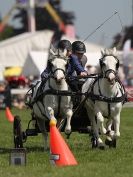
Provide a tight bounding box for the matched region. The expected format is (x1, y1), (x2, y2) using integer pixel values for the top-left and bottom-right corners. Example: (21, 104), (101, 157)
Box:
(27, 51), (127, 119)
(29, 54), (69, 119)
(89, 76), (127, 103)
(84, 63), (127, 117)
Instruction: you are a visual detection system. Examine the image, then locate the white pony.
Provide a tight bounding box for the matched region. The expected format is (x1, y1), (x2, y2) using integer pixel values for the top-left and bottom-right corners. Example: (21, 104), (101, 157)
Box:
(31, 48), (73, 150)
(82, 48), (127, 149)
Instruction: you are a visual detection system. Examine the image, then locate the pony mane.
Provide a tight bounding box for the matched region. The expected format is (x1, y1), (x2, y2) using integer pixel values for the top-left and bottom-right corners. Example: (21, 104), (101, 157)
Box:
(101, 47), (117, 58)
(56, 48), (68, 58)
(48, 48), (68, 62)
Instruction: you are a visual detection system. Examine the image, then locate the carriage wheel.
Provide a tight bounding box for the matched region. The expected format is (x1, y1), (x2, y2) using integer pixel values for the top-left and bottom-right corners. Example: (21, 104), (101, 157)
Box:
(13, 116), (23, 148)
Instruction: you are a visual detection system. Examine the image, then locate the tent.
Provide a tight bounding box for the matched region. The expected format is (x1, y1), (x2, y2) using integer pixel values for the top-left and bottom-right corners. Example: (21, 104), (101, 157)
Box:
(22, 51), (48, 77)
(0, 30), (53, 67)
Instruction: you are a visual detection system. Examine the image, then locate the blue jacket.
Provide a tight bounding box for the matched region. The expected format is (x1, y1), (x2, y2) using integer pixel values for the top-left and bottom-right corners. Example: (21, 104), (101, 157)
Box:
(67, 54), (85, 76)
(41, 54), (86, 80)
(41, 63), (51, 80)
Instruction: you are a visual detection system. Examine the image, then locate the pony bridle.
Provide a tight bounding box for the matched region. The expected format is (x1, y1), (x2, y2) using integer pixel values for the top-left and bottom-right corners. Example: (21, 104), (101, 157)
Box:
(100, 55), (119, 85)
(50, 57), (68, 84)
(52, 68), (67, 84)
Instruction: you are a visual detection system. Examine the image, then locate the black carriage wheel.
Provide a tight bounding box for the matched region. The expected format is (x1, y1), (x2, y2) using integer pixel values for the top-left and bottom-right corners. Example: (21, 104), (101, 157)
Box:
(13, 116), (23, 148)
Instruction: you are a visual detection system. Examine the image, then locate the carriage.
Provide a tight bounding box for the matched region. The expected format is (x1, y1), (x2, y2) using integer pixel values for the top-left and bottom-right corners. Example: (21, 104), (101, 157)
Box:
(13, 81), (92, 148)
(13, 47), (127, 149)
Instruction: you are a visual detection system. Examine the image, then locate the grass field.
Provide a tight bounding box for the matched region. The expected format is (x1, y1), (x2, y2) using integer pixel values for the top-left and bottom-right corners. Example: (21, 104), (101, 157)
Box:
(0, 107), (133, 177)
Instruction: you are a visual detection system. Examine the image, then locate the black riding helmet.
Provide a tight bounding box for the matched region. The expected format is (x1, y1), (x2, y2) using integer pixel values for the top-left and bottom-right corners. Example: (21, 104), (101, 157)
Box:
(72, 41), (86, 53)
(58, 39), (72, 51)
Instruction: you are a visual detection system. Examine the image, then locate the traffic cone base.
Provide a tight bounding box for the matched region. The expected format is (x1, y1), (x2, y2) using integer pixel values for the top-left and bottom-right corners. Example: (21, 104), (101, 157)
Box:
(50, 119), (78, 166)
(5, 107), (14, 122)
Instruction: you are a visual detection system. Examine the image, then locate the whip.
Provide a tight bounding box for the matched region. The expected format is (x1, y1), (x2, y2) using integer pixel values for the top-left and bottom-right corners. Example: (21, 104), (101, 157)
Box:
(82, 11), (123, 43)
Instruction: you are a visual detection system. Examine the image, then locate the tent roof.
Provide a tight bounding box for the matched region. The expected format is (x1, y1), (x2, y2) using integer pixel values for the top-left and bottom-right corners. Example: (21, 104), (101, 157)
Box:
(0, 30), (53, 67)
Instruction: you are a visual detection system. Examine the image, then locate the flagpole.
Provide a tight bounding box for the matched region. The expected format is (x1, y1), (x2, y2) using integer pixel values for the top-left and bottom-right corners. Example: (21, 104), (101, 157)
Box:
(27, 0), (36, 32)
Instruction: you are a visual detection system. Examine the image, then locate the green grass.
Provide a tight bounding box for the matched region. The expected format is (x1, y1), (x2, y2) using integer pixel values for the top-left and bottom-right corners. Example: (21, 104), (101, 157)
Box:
(0, 107), (133, 177)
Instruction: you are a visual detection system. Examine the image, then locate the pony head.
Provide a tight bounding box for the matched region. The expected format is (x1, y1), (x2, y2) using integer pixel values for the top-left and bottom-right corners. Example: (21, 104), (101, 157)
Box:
(99, 47), (119, 85)
(48, 48), (69, 84)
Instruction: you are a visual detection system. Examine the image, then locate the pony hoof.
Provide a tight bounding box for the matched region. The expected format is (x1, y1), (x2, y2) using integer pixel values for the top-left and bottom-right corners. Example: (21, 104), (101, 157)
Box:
(65, 129), (72, 139)
(98, 143), (105, 150)
(110, 139), (116, 148)
(103, 128), (107, 134)
(105, 138), (112, 146)
(91, 138), (98, 148)
(105, 139), (116, 148)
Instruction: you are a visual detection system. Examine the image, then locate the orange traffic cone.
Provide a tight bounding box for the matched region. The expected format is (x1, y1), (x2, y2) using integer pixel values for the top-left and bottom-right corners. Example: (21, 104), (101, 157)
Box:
(5, 107), (14, 122)
(49, 118), (78, 166)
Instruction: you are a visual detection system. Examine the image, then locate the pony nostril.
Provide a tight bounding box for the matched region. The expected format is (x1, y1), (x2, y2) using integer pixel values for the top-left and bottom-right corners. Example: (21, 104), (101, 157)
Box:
(108, 73), (115, 80)
(56, 77), (63, 84)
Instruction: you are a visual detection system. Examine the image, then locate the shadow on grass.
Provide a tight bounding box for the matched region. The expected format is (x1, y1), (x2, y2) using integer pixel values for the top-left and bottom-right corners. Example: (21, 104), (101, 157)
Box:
(0, 148), (11, 154)
(26, 146), (46, 153)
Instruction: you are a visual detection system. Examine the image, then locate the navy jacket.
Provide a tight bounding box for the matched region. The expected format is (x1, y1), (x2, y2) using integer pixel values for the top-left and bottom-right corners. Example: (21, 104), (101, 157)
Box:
(67, 54), (86, 76)
(41, 63), (51, 80)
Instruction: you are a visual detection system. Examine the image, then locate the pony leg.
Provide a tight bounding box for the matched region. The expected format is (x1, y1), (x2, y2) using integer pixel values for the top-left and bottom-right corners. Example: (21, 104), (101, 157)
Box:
(105, 115), (120, 148)
(96, 112), (107, 134)
(106, 119), (115, 139)
(64, 109), (73, 135)
(85, 103), (104, 149)
(42, 130), (48, 151)
(106, 119), (113, 132)
(113, 114), (120, 138)
(47, 107), (56, 120)
(37, 119), (48, 151)
(91, 117), (105, 149)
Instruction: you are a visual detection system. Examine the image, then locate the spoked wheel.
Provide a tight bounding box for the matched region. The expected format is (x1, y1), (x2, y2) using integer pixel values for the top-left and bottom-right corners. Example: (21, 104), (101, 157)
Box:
(13, 116), (23, 148)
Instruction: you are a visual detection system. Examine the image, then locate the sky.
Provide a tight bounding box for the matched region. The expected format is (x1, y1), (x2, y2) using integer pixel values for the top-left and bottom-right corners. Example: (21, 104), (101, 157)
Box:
(0, 0), (132, 47)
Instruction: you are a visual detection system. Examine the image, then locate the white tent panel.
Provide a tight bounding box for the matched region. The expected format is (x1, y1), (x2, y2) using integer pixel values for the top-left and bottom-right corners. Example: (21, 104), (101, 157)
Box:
(85, 52), (102, 66)
(22, 51), (48, 77)
(0, 30), (53, 67)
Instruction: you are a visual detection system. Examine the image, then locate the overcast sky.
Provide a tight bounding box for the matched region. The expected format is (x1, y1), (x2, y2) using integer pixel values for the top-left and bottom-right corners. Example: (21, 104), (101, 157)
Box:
(0, 0), (132, 47)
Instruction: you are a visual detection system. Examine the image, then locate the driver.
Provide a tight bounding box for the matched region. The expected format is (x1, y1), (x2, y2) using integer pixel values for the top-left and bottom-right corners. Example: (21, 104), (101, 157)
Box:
(41, 39), (72, 84)
(67, 40), (88, 91)
(41, 40), (88, 91)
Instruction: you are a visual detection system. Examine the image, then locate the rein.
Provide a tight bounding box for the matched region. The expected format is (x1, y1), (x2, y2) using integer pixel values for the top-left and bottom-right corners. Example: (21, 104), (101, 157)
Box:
(31, 72), (127, 104)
